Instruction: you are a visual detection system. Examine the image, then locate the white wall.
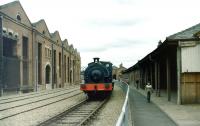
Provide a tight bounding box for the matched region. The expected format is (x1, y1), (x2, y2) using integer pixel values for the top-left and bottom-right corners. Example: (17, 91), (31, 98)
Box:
(181, 43), (200, 72)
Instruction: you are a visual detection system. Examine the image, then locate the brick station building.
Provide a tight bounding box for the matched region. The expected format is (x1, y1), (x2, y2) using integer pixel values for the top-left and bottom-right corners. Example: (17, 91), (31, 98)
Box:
(0, 1), (81, 94)
(112, 63), (127, 81)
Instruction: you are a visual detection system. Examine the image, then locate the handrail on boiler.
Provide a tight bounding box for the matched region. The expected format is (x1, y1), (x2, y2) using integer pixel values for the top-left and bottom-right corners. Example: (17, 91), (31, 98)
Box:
(116, 81), (130, 126)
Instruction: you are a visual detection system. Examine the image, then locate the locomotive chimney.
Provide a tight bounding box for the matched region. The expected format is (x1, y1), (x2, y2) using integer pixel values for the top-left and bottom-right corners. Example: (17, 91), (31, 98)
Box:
(93, 57), (100, 63)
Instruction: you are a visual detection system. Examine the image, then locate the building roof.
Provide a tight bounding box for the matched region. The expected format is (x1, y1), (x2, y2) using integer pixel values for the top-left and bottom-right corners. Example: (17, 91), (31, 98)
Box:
(112, 66), (118, 69)
(32, 19), (43, 26)
(0, 0), (32, 27)
(167, 23), (200, 40)
(123, 22), (200, 74)
(51, 31), (60, 38)
(123, 63), (139, 74)
(32, 19), (51, 37)
(0, 1), (18, 9)
(51, 31), (63, 45)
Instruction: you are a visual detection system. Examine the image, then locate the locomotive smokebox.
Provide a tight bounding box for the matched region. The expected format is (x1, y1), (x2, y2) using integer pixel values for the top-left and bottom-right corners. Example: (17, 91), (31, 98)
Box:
(91, 69), (102, 82)
(93, 57), (100, 63)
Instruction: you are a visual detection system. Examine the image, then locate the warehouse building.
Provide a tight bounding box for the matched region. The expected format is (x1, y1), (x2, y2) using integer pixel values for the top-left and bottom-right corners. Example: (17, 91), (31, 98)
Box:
(123, 23), (200, 104)
(112, 63), (127, 81)
(0, 1), (81, 95)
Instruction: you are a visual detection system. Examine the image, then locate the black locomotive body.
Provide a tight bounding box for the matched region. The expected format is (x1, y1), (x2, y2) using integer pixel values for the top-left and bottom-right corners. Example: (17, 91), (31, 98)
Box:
(80, 58), (113, 99)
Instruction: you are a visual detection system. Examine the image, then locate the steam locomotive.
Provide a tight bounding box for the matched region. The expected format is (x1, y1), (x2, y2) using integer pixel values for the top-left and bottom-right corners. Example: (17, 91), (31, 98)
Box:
(80, 58), (113, 99)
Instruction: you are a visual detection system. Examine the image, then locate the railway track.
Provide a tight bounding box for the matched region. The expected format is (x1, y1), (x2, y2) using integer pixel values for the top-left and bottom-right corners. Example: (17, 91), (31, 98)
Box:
(0, 88), (79, 111)
(0, 87), (83, 120)
(37, 98), (109, 126)
(0, 86), (77, 104)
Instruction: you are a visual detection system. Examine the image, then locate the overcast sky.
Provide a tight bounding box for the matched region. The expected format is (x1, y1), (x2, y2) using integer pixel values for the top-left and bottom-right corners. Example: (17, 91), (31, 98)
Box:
(1, 0), (200, 68)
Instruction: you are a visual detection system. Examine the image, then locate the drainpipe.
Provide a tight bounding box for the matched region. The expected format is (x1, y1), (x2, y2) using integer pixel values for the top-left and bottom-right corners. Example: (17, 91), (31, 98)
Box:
(33, 27), (38, 92)
(177, 42), (182, 104)
(61, 43), (64, 87)
(51, 43), (54, 89)
(0, 15), (3, 96)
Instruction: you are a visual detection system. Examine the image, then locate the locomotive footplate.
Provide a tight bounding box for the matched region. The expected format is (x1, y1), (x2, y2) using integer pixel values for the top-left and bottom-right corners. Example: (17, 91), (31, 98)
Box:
(80, 83), (113, 91)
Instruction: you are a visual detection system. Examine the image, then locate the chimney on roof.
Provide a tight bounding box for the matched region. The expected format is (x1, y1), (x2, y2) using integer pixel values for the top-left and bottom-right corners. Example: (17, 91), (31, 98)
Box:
(157, 40), (162, 47)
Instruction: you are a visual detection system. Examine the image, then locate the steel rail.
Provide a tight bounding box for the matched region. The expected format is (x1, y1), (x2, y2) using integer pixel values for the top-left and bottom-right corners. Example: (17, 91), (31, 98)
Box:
(0, 92), (83, 120)
(37, 99), (88, 126)
(78, 98), (108, 126)
(37, 98), (109, 126)
(0, 86), (77, 102)
(0, 88), (79, 111)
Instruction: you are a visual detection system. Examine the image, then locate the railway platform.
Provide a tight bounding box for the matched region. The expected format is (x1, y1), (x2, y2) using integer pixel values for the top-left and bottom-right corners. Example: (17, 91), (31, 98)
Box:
(131, 86), (200, 126)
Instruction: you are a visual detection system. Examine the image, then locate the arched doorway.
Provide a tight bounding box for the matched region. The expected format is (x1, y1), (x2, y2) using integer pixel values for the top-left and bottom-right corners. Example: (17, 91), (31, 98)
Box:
(70, 70), (72, 84)
(113, 74), (116, 80)
(45, 64), (52, 89)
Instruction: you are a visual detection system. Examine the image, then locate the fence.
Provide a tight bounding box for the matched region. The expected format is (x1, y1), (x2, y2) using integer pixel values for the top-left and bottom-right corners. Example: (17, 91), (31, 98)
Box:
(116, 81), (130, 126)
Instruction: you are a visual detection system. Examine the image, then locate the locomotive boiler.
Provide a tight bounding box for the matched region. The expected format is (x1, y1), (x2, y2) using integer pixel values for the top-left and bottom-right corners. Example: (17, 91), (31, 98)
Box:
(80, 58), (113, 99)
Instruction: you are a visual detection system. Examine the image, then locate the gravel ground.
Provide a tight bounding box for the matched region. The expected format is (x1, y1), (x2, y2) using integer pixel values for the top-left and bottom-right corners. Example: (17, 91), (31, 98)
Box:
(0, 88), (78, 110)
(0, 85), (128, 126)
(0, 87), (87, 126)
(88, 85), (125, 126)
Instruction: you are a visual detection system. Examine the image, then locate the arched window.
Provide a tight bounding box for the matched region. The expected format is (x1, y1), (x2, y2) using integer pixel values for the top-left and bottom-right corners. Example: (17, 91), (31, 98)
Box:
(16, 13), (21, 21)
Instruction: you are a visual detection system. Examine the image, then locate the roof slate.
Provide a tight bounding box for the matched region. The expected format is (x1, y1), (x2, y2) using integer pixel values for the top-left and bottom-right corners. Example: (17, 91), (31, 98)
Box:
(0, 1), (18, 9)
(167, 23), (200, 40)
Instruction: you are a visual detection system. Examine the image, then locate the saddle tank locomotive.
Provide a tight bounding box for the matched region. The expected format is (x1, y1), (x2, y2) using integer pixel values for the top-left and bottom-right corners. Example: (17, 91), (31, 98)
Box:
(80, 58), (114, 99)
